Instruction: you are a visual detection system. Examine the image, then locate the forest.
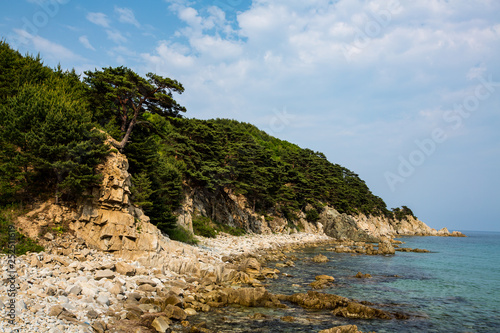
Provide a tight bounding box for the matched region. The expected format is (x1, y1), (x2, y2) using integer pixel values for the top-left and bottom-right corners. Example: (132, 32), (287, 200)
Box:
(0, 40), (415, 244)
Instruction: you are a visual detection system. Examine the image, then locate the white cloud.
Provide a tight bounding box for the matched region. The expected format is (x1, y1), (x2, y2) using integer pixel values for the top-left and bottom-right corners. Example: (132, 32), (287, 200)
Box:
(190, 35), (242, 60)
(106, 30), (127, 44)
(141, 41), (195, 71)
(13, 29), (84, 61)
(86, 12), (110, 28)
(115, 7), (140, 28)
(79, 35), (95, 51)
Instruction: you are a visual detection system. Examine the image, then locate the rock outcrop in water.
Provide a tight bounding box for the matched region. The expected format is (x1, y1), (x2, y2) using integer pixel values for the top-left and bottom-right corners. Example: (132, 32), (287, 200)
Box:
(277, 290), (408, 320)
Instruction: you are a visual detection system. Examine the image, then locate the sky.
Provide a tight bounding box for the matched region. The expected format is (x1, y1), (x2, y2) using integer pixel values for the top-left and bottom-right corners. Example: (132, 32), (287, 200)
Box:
(1, 0), (499, 232)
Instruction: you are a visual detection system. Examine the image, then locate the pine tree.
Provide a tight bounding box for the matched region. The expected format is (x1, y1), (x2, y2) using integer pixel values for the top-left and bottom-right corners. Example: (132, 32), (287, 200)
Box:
(84, 66), (186, 150)
(0, 74), (108, 203)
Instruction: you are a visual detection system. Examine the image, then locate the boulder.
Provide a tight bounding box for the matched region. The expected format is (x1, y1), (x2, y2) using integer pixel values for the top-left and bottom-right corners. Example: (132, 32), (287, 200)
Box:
(96, 295), (110, 306)
(91, 321), (107, 333)
(49, 305), (78, 322)
(224, 287), (284, 308)
(310, 274), (335, 289)
(185, 308), (197, 316)
(109, 283), (123, 295)
(354, 272), (372, 278)
(138, 284), (156, 292)
(116, 261), (136, 276)
(66, 285), (82, 295)
(312, 254), (329, 263)
(95, 269), (115, 280)
(164, 294), (183, 307)
(164, 304), (187, 321)
(316, 275), (335, 282)
(321, 208), (377, 242)
(238, 258), (261, 275)
(377, 239), (395, 255)
(136, 278), (157, 287)
(87, 309), (99, 319)
(151, 316), (170, 332)
(48, 305), (64, 317)
(319, 325), (361, 333)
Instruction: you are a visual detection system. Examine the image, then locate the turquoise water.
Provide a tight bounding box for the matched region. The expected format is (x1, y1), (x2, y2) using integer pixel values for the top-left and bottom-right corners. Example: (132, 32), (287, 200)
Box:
(194, 231), (500, 332)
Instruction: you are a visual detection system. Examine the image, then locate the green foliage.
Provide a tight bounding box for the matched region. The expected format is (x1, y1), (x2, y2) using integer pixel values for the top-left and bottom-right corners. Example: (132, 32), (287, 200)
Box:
(305, 208), (320, 222)
(215, 222), (246, 236)
(130, 171), (154, 209)
(0, 40), (52, 103)
(0, 41), (109, 204)
(192, 215), (217, 238)
(0, 73), (108, 204)
(0, 213), (44, 255)
(391, 206), (416, 220)
(161, 117), (398, 221)
(84, 66), (186, 150)
(51, 226), (65, 234)
(168, 226), (198, 244)
(121, 113), (185, 236)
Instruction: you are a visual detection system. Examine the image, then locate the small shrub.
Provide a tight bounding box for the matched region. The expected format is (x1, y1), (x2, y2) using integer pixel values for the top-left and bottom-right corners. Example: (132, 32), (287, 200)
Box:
(192, 215), (217, 238)
(168, 226), (198, 244)
(216, 223), (246, 236)
(51, 226), (65, 234)
(305, 208), (320, 222)
(0, 214), (44, 255)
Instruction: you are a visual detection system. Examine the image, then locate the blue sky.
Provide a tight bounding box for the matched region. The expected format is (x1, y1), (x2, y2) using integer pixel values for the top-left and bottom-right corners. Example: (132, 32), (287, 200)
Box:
(1, 0), (499, 232)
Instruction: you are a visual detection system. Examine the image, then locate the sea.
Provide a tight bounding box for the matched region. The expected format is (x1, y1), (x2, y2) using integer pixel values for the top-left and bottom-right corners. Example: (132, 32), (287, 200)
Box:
(191, 231), (500, 332)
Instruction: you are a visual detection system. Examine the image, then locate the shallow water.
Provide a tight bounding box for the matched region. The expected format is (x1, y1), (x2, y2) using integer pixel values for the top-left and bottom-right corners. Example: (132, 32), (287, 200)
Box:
(193, 231), (500, 332)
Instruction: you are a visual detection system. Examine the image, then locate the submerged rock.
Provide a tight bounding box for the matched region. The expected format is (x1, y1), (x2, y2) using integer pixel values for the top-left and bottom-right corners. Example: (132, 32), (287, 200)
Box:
(312, 254), (329, 263)
(354, 272), (372, 278)
(310, 275), (335, 289)
(319, 324), (362, 333)
(277, 290), (406, 320)
(396, 247), (430, 253)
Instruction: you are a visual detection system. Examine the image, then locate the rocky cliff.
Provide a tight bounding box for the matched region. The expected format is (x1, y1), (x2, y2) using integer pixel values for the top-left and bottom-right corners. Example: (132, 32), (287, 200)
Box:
(175, 187), (464, 240)
(319, 207), (465, 240)
(16, 149), (170, 260)
(175, 187), (323, 235)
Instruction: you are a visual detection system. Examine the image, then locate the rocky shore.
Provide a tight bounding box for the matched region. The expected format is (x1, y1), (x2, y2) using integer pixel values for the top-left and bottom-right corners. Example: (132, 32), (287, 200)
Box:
(0, 232), (337, 333)
(3, 227), (462, 332)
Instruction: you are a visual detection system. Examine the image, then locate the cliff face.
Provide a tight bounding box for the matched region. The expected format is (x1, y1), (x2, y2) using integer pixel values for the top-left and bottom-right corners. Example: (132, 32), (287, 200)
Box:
(17, 149), (170, 260)
(175, 188), (464, 240)
(175, 187), (323, 235)
(320, 208), (464, 240)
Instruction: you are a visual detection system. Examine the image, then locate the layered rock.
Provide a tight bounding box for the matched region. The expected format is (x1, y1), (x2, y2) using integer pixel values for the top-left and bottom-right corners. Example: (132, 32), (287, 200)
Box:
(320, 207), (465, 241)
(175, 187), (323, 234)
(320, 207), (378, 242)
(277, 290), (407, 320)
(17, 149), (169, 260)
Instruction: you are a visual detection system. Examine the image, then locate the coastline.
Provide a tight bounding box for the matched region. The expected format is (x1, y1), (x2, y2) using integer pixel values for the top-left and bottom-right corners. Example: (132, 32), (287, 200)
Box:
(0, 232), (331, 332)
(0, 229), (473, 332)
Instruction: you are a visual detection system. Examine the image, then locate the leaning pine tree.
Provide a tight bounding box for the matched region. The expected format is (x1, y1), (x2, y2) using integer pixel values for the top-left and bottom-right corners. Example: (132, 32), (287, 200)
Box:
(84, 66), (186, 151)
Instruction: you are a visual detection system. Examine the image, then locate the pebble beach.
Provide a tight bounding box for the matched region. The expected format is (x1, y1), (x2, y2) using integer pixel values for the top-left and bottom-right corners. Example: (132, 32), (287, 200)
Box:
(0, 232), (331, 333)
